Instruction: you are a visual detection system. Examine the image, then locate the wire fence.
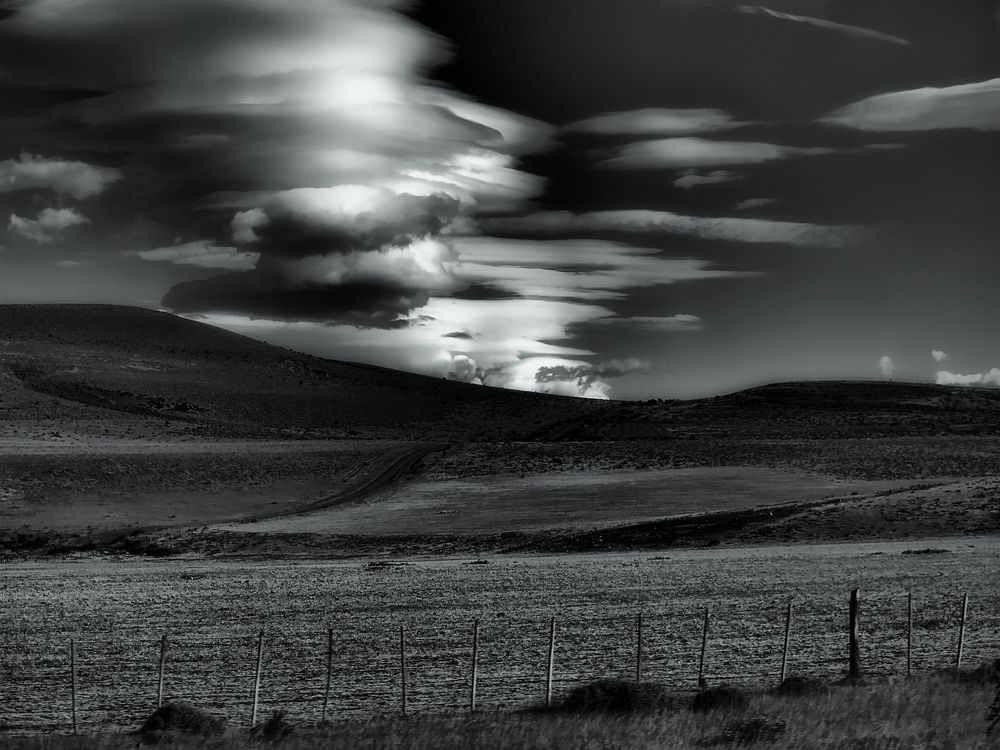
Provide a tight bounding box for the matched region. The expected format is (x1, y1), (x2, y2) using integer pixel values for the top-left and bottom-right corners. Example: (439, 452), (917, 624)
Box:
(2, 589), (995, 734)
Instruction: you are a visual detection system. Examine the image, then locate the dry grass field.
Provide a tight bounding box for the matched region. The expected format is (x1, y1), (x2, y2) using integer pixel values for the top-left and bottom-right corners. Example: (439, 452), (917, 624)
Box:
(2, 539), (997, 734)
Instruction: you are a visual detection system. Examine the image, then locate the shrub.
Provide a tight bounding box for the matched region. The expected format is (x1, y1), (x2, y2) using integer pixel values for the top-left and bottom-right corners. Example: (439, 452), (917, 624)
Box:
(251, 709), (295, 741)
(139, 702), (223, 740)
(553, 679), (678, 714)
(691, 686), (749, 713)
(720, 714), (787, 745)
(942, 658), (1000, 685)
(775, 675), (830, 696)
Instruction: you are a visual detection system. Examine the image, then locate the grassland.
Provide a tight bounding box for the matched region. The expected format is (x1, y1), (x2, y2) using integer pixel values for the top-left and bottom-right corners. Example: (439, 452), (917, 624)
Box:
(2, 539), (997, 734)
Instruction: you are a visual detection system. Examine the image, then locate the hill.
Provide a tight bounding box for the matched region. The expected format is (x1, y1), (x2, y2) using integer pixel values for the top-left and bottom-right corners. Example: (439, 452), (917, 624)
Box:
(0, 304), (605, 441)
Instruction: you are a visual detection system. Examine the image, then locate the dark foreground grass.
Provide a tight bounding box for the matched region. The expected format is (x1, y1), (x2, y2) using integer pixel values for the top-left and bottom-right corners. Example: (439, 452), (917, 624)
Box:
(3, 674), (996, 749)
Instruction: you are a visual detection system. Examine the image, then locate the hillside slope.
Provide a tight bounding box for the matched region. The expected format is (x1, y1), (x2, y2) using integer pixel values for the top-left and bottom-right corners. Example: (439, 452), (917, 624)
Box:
(0, 304), (605, 440)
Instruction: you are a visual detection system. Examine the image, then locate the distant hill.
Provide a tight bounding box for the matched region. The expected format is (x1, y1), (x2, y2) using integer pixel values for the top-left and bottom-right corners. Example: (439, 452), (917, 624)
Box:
(0, 304), (604, 440)
(566, 380), (1000, 440)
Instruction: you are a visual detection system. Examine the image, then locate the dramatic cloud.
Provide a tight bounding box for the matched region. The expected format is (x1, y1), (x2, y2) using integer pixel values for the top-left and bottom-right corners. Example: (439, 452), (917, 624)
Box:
(484, 210), (862, 248)
(0, 153), (120, 199)
(534, 357), (651, 400)
(735, 6), (909, 46)
(137, 241), (258, 270)
(735, 198), (779, 211)
(824, 78), (1000, 132)
(566, 108), (743, 136)
(932, 349), (948, 363)
(7, 208), (87, 244)
(936, 369), (1000, 387)
(230, 186), (460, 258)
(879, 355), (896, 379)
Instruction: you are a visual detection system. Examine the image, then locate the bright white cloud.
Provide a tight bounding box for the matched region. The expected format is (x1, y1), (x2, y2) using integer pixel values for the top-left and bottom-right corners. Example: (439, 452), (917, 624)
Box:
(566, 108), (743, 136)
(824, 77), (1000, 132)
(879, 355), (896, 379)
(937, 368), (1000, 387)
(931, 349), (948, 362)
(137, 240), (258, 270)
(8, 208), (87, 244)
(0, 153), (120, 199)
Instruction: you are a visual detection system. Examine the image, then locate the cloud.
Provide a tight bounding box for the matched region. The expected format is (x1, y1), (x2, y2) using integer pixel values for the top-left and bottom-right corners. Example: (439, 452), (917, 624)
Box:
(674, 170), (740, 190)
(446, 353), (480, 383)
(534, 357), (651, 399)
(735, 6), (910, 46)
(443, 330), (473, 340)
(594, 137), (838, 170)
(585, 314), (704, 332)
(137, 240), (258, 270)
(824, 78), (1000, 132)
(7, 208), (87, 244)
(0, 153), (120, 199)
(936, 369), (1000, 387)
(452, 237), (751, 301)
(735, 198), (780, 211)
(931, 349), (948, 362)
(879, 355), (896, 379)
(483, 210), (862, 248)
(230, 185), (460, 258)
(566, 108), (743, 136)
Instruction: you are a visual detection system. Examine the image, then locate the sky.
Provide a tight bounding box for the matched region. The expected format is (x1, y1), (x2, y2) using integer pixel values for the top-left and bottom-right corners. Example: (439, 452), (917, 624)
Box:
(1, 0), (999, 399)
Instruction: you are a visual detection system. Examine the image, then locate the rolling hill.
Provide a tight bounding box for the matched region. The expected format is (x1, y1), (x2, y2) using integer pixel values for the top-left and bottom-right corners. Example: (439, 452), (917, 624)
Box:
(0, 304), (605, 441)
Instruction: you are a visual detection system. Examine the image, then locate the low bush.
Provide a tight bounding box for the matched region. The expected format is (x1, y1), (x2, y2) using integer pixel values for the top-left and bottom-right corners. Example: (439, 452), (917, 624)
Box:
(251, 709), (294, 742)
(139, 702), (224, 740)
(775, 675), (830, 696)
(719, 714), (787, 745)
(552, 679), (678, 714)
(691, 686), (748, 713)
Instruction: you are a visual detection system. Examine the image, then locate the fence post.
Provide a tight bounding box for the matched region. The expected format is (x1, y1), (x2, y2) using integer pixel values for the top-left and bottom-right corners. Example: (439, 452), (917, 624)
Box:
(545, 616), (556, 707)
(470, 619), (479, 711)
(849, 588), (861, 679)
(400, 625), (407, 716)
(250, 630), (264, 728)
(70, 639), (78, 736)
(635, 612), (643, 684)
(322, 627), (333, 723)
(906, 592), (912, 677)
(157, 633), (168, 708)
(956, 593), (969, 670)
(697, 607), (709, 688)
(780, 599), (792, 685)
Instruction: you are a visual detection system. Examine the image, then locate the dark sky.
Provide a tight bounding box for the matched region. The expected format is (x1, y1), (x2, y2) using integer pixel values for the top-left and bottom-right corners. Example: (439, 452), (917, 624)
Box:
(1, 0), (999, 398)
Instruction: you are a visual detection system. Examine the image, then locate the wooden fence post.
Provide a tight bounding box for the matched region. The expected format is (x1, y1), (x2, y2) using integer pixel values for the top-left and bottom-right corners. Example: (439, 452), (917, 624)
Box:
(697, 607), (709, 689)
(470, 619), (479, 711)
(400, 625), (407, 716)
(906, 593), (913, 677)
(780, 599), (792, 685)
(545, 617), (556, 707)
(250, 630), (264, 728)
(322, 627), (333, 723)
(849, 588), (861, 679)
(956, 593), (969, 670)
(635, 612), (643, 684)
(70, 639), (78, 736)
(157, 634), (168, 708)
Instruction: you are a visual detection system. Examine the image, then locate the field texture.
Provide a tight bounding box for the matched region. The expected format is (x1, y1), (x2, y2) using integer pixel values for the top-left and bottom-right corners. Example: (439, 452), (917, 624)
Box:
(2, 538), (998, 734)
(232, 467), (919, 536)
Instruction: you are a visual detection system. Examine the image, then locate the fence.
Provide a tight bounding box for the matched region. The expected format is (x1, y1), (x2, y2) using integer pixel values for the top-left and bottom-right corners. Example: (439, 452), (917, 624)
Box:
(2, 588), (993, 735)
